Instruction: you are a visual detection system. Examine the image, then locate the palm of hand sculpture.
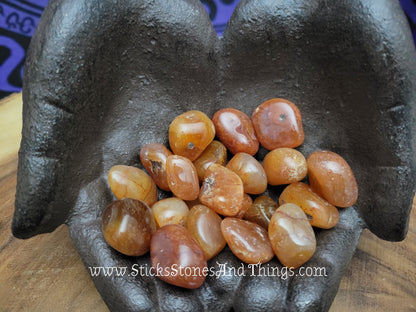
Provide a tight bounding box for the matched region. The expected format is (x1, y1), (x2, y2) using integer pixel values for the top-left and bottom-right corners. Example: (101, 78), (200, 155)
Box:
(12, 0), (416, 311)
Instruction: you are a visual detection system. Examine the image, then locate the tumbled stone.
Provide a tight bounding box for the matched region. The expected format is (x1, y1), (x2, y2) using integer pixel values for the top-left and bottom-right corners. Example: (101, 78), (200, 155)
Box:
(102, 198), (156, 256)
(166, 155), (199, 201)
(186, 204), (226, 260)
(268, 203), (316, 269)
(307, 150), (358, 207)
(151, 197), (189, 228)
(151, 224), (207, 289)
(193, 140), (227, 182)
(140, 143), (173, 191)
(252, 98), (304, 150)
(212, 108), (259, 155)
(226, 152), (267, 194)
(108, 165), (158, 206)
(235, 193), (253, 219)
(199, 164), (244, 217)
(279, 182), (339, 229)
(243, 195), (278, 229)
(263, 148), (307, 185)
(169, 110), (215, 161)
(221, 218), (274, 264)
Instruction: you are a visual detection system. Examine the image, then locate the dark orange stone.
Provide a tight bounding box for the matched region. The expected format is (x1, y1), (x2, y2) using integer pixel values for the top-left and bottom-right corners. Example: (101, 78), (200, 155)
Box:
(151, 224), (207, 289)
(169, 110), (215, 161)
(263, 148), (307, 185)
(268, 203), (316, 269)
(243, 195), (278, 229)
(102, 198), (156, 256)
(166, 155), (199, 201)
(252, 98), (304, 150)
(279, 182), (339, 229)
(221, 218), (274, 264)
(193, 140), (227, 182)
(212, 108), (259, 155)
(199, 164), (244, 217)
(140, 143), (173, 191)
(307, 151), (358, 207)
(186, 204), (226, 260)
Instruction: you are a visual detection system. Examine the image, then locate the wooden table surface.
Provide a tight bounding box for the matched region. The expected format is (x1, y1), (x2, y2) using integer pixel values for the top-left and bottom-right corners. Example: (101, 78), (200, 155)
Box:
(0, 93), (415, 312)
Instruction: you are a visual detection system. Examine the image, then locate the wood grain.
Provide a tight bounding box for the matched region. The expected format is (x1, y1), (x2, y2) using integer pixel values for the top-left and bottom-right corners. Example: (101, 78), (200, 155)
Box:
(0, 93), (415, 312)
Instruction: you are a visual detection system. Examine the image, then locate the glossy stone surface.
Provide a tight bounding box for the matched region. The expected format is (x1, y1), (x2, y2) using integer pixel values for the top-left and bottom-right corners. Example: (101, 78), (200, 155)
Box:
(140, 143), (173, 191)
(166, 155), (199, 201)
(169, 110), (215, 161)
(108, 165), (158, 206)
(186, 204), (226, 260)
(226, 153), (268, 194)
(150, 224), (207, 289)
(221, 217), (274, 264)
(251, 98), (304, 150)
(269, 203), (316, 269)
(199, 164), (244, 216)
(244, 195), (278, 229)
(263, 148), (307, 185)
(235, 193), (253, 219)
(212, 108), (259, 155)
(279, 182), (339, 229)
(307, 151), (358, 208)
(102, 198), (156, 256)
(151, 197), (189, 228)
(193, 140), (227, 182)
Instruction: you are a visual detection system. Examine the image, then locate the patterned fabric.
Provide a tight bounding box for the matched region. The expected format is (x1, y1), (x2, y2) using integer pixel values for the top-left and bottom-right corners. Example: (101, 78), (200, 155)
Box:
(0, 0), (414, 99)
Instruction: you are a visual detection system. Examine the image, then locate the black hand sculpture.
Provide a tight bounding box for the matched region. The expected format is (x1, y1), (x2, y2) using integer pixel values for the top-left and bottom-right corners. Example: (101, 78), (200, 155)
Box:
(12, 0), (416, 311)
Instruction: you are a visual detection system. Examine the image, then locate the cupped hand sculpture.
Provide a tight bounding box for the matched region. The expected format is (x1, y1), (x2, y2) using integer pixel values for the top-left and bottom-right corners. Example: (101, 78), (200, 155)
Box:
(12, 0), (416, 311)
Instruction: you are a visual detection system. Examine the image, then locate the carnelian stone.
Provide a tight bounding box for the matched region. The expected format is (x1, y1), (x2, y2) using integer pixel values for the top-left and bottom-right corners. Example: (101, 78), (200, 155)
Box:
(252, 98), (304, 150)
(226, 153), (267, 194)
(243, 195), (278, 229)
(151, 224), (207, 289)
(212, 108), (259, 155)
(279, 182), (339, 229)
(169, 110), (215, 161)
(263, 148), (307, 185)
(221, 218), (274, 264)
(193, 140), (227, 182)
(268, 203), (316, 269)
(102, 198), (156, 256)
(166, 155), (199, 201)
(140, 143), (173, 191)
(108, 165), (158, 206)
(186, 204), (226, 260)
(151, 197), (189, 228)
(199, 164), (244, 217)
(307, 151), (358, 207)
(235, 193), (253, 219)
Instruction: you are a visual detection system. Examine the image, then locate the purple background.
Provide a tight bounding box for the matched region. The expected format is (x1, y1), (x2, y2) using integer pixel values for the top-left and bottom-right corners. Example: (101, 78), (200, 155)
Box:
(0, 0), (415, 99)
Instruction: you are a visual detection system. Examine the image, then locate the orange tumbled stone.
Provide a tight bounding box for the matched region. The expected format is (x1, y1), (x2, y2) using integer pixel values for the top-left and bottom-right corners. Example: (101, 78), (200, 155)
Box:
(102, 198), (156, 256)
(151, 197), (189, 228)
(186, 204), (226, 260)
(221, 218), (274, 264)
(193, 140), (227, 182)
(166, 155), (199, 201)
(140, 143), (173, 191)
(169, 110), (215, 161)
(226, 153), (267, 194)
(279, 182), (339, 229)
(269, 203), (316, 269)
(307, 151), (358, 207)
(235, 193), (253, 219)
(108, 165), (158, 206)
(243, 195), (278, 229)
(151, 224), (207, 289)
(252, 98), (304, 150)
(199, 164), (244, 217)
(212, 108), (259, 155)
(263, 148), (307, 185)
